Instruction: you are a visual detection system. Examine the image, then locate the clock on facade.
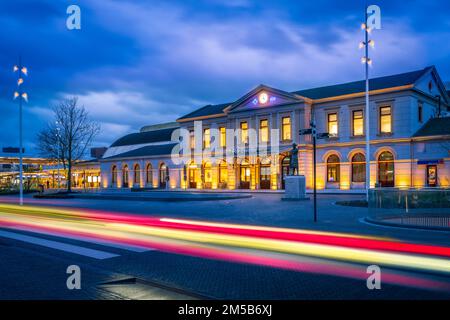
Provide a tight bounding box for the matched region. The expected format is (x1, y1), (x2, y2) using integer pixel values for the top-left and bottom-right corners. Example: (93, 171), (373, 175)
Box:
(258, 92), (269, 104)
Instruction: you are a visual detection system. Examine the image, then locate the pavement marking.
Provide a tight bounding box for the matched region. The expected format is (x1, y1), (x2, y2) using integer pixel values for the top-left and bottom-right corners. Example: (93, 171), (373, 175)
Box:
(0, 229), (119, 259)
(59, 233), (153, 253)
(5, 226), (154, 253)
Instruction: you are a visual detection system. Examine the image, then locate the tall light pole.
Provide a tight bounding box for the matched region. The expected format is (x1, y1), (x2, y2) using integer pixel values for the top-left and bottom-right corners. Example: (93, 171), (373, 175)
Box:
(13, 57), (28, 206)
(360, 9), (375, 202)
(56, 122), (61, 190)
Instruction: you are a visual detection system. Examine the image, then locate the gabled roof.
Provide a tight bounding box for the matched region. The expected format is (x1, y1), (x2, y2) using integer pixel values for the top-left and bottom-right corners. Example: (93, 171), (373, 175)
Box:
(177, 66), (442, 122)
(225, 84), (304, 113)
(110, 127), (177, 147)
(292, 67), (431, 100)
(103, 143), (177, 160)
(413, 117), (450, 137)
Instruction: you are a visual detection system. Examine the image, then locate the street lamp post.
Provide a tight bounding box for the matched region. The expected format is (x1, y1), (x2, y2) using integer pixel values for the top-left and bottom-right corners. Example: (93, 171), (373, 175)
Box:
(56, 123), (61, 190)
(360, 9), (375, 202)
(13, 57), (28, 206)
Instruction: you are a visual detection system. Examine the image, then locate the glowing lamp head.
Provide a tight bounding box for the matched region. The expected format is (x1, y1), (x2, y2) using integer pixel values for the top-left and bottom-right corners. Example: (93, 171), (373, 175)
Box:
(258, 92), (269, 104)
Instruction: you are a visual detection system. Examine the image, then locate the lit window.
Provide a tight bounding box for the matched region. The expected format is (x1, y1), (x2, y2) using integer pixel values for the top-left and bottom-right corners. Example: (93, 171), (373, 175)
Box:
(203, 128), (210, 148)
(219, 127), (226, 147)
(328, 113), (338, 136)
(282, 117), (291, 141)
(380, 106), (392, 133)
(326, 155), (340, 182)
(351, 153), (365, 182)
(240, 122), (248, 144)
(352, 110), (364, 136)
(260, 119), (269, 143)
(189, 130), (195, 149)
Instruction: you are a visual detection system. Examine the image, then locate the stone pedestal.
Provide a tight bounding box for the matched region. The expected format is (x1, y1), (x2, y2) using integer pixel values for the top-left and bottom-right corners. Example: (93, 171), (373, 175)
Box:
(282, 175), (309, 201)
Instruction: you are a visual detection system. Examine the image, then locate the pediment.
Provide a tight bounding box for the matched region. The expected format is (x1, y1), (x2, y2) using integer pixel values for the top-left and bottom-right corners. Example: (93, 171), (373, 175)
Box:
(226, 85), (304, 114)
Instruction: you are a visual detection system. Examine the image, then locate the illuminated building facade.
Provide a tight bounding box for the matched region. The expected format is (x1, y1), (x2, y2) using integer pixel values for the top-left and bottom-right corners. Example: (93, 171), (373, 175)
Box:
(100, 66), (450, 191)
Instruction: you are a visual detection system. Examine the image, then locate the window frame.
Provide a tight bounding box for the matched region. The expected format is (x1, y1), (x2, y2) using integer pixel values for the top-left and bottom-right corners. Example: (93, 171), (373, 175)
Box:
(281, 116), (291, 141)
(326, 154), (340, 183)
(327, 112), (339, 137)
(259, 119), (269, 143)
(352, 110), (364, 137)
(240, 121), (248, 144)
(219, 126), (226, 147)
(189, 130), (195, 149)
(379, 105), (393, 134)
(203, 128), (210, 149)
(351, 153), (366, 183)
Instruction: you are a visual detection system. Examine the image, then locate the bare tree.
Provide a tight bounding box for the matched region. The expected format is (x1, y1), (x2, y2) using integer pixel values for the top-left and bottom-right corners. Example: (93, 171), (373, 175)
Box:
(38, 97), (100, 192)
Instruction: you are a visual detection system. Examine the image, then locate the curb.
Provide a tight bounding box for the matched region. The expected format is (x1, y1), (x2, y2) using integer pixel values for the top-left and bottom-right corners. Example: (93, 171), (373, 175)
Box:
(363, 217), (450, 232)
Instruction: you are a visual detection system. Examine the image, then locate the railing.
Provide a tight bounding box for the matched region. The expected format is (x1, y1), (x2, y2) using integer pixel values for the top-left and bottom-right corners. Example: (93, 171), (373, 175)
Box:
(368, 188), (450, 229)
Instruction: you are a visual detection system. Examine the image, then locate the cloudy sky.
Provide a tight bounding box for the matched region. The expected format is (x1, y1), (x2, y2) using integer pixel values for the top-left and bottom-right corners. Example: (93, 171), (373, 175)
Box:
(0, 0), (449, 156)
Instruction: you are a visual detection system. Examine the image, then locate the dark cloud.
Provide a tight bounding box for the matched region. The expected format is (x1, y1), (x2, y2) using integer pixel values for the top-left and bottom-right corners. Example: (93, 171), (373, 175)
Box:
(0, 0), (448, 156)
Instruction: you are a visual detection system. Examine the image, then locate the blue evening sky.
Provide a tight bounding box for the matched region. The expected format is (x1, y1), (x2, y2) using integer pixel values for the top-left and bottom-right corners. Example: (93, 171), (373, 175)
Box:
(0, 0), (449, 156)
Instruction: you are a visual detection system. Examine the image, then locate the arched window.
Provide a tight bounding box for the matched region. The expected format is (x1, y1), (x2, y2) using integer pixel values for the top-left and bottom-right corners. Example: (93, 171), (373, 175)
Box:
(239, 159), (251, 189)
(146, 163), (152, 184)
(159, 163), (168, 188)
(351, 153), (366, 183)
(134, 164), (140, 185)
(327, 155), (340, 183)
(122, 165), (129, 188)
(259, 158), (271, 190)
(111, 165), (117, 186)
(219, 161), (228, 187)
(378, 151), (394, 187)
(203, 162), (212, 189)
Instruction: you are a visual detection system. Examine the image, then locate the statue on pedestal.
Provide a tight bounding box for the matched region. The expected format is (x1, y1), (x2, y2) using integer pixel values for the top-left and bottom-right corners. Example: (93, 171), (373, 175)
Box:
(289, 143), (299, 175)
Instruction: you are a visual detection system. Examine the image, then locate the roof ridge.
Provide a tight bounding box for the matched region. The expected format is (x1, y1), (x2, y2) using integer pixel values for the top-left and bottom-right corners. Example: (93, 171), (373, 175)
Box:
(293, 66), (431, 94)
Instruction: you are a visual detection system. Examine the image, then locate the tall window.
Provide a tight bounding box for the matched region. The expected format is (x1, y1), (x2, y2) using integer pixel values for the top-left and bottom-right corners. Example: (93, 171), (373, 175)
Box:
(203, 128), (210, 148)
(378, 151), (394, 187)
(122, 165), (129, 188)
(282, 117), (291, 141)
(189, 130), (195, 149)
(111, 165), (117, 185)
(326, 155), (340, 183)
(379, 106), (392, 133)
(260, 119), (269, 143)
(351, 153), (365, 183)
(134, 164), (140, 185)
(418, 102), (423, 123)
(219, 127), (226, 147)
(240, 121), (248, 144)
(159, 163), (168, 188)
(352, 110), (364, 136)
(146, 163), (152, 184)
(328, 113), (338, 136)
(219, 161), (228, 185)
